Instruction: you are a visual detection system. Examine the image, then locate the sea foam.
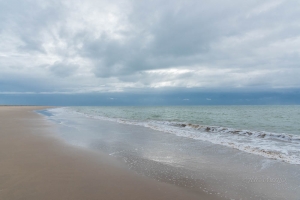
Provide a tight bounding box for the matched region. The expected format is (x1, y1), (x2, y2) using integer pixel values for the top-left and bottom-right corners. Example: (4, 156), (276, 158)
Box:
(48, 107), (300, 165)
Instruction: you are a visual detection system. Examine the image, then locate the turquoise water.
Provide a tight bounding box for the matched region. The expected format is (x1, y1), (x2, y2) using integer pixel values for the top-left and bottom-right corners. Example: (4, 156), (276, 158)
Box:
(57, 105), (299, 164)
(72, 105), (300, 135)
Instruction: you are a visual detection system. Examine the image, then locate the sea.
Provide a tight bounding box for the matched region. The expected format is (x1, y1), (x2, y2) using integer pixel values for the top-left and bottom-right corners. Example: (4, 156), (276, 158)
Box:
(38, 106), (300, 199)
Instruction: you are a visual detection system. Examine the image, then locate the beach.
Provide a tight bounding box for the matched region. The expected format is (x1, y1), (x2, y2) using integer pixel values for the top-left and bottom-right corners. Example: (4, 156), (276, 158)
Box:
(0, 106), (218, 200)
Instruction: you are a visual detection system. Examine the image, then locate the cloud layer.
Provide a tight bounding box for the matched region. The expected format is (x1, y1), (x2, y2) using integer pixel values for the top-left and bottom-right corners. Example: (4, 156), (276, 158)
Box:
(1, 0), (300, 93)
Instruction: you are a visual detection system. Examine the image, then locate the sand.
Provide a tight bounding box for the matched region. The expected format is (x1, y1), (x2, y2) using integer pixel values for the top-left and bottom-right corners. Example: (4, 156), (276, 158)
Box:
(0, 106), (220, 200)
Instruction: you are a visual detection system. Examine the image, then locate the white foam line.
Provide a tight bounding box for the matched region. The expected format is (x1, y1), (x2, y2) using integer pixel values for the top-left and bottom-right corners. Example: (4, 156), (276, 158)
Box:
(49, 107), (300, 165)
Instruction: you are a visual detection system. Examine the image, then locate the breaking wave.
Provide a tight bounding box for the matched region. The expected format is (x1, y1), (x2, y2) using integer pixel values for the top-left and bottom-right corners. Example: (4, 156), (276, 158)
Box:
(49, 107), (300, 165)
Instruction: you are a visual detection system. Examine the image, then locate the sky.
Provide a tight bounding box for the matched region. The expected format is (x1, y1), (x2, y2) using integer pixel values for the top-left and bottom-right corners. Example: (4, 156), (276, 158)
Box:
(0, 0), (300, 105)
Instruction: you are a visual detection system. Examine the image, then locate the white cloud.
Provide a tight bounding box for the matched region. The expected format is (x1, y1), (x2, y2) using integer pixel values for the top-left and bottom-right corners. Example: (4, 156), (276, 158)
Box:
(0, 0), (300, 93)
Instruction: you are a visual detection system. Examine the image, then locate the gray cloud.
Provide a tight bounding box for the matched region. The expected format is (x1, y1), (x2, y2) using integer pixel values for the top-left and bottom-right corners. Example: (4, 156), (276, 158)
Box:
(49, 61), (79, 77)
(0, 0), (300, 93)
(0, 0), (64, 53)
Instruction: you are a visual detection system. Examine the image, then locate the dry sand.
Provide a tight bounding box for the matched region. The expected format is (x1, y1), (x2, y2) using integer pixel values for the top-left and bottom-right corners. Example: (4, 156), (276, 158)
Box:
(0, 106), (220, 200)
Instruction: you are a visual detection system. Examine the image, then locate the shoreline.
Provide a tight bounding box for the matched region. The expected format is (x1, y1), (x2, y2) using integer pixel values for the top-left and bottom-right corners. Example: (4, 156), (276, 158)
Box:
(42, 106), (300, 200)
(0, 106), (219, 200)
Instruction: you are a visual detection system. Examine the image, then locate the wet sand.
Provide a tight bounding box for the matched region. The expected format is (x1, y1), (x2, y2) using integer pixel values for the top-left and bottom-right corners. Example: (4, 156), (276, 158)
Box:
(0, 106), (220, 200)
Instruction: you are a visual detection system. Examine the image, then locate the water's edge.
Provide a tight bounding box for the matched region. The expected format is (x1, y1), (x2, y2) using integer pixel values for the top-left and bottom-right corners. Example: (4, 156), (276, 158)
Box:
(37, 107), (300, 200)
(57, 107), (300, 164)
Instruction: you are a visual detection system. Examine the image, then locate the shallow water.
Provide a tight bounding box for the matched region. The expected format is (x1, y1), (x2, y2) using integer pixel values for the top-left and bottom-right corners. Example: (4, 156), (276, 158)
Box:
(38, 106), (300, 200)
(72, 106), (300, 135)
(54, 106), (300, 164)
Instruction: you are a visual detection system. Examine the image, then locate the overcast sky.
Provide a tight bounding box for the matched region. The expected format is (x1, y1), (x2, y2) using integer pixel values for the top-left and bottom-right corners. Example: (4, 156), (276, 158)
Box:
(1, 0), (300, 96)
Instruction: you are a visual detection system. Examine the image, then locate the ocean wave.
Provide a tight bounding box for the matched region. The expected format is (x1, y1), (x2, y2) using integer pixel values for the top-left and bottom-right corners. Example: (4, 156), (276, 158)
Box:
(171, 122), (300, 143)
(49, 107), (300, 165)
